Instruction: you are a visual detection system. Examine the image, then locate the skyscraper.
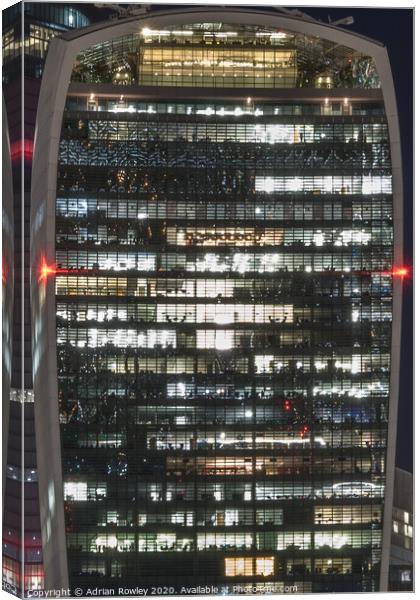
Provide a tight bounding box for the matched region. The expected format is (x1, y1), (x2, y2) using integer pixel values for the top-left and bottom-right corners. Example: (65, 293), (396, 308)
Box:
(389, 468), (413, 591)
(29, 5), (402, 596)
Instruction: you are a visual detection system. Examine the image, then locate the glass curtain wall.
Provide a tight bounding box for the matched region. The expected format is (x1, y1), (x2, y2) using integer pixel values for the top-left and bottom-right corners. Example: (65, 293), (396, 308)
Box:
(54, 23), (392, 594)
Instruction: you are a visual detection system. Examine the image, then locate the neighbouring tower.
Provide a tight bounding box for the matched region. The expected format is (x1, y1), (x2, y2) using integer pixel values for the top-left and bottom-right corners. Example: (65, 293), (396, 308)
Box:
(2, 3), (90, 594)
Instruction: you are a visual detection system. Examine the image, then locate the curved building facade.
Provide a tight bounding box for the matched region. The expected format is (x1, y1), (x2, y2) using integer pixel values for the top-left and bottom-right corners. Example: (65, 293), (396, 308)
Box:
(3, 4), (92, 594)
(30, 7), (403, 595)
(2, 96), (14, 501)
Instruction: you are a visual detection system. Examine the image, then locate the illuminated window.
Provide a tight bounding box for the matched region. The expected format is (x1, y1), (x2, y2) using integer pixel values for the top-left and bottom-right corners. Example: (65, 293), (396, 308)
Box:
(171, 512), (194, 526)
(255, 175), (392, 195)
(314, 533), (349, 549)
(24, 566), (44, 592)
(225, 557), (274, 577)
(277, 532), (311, 551)
(225, 557), (253, 577)
(64, 481), (87, 501)
(93, 535), (118, 550)
(255, 557), (275, 577)
(91, 535), (136, 553)
(2, 557), (20, 588)
(315, 505), (382, 525)
(401, 570), (412, 582)
(314, 559), (352, 575)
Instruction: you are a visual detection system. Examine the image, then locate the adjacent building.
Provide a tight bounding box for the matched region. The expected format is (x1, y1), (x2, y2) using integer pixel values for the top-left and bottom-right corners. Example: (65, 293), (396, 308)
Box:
(2, 4), (405, 596)
(2, 3), (90, 595)
(389, 468), (413, 591)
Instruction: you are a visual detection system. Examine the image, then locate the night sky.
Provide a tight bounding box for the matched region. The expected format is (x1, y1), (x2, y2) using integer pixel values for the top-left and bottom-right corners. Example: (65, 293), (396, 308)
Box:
(71, 3), (414, 472)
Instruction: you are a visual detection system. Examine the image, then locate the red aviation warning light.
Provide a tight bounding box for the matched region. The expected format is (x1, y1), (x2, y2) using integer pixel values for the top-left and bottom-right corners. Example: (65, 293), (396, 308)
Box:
(391, 267), (408, 278)
(38, 257), (56, 282)
(38, 257), (95, 282)
(375, 266), (409, 278)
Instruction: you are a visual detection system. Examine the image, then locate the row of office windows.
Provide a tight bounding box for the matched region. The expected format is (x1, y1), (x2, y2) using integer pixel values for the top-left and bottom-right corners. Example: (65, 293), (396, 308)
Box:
(225, 556), (355, 577)
(69, 434), (385, 454)
(69, 120), (389, 145)
(55, 302), (391, 323)
(137, 46), (297, 88)
(66, 430), (385, 451)
(63, 512), (382, 533)
(62, 462), (384, 479)
(61, 411), (387, 430)
(54, 251), (393, 272)
(54, 275), (392, 299)
(67, 530), (382, 553)
(58, 170), (392, 197)
(64, 481), (385, 502)
(56, 327), (390, 364)
(57, 300), (374, 324)
(57, 303), (294, 323)
(255, 176), (391, 195)
(60, 379), (385, 396)
(55, 326), (388, 353)
(58, 344), (390, 377)
(71, 556), (368, 580)
(161, 456), (383, 477)
(62, 403), (385, 426)
(63, 504), (382, 527)
(61, 432), (385, 453)
(56, 225), (392, 248)
(58, 139), (390, 170)
(66, 96), (386, 117)
(56, 197), (393, 221)
(58, 359), (389, 391)
(56, 312), (293, 330)
(57, 349), (391, 379)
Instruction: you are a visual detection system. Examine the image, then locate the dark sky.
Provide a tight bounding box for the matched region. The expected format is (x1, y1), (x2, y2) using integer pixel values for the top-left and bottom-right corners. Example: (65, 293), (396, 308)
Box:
(72, 3), (414, 472)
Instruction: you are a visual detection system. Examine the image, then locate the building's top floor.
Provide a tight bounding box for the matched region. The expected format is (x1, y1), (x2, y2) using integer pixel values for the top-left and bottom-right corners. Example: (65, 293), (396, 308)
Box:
(3, 5), (392, 92)
(70, 20), (381, 90)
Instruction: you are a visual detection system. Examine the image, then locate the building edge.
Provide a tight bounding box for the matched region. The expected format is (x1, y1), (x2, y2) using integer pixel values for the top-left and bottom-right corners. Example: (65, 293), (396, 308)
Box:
(29, 6), (404, 592)
(2, 94), (14, 511)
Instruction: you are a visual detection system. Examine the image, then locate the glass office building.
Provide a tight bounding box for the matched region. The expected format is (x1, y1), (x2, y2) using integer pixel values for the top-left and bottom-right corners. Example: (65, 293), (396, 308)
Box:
(2, 2), (89, 82)
(30, 10), (403, 596)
